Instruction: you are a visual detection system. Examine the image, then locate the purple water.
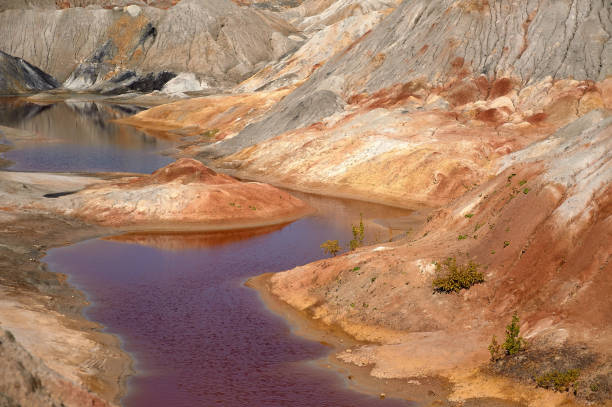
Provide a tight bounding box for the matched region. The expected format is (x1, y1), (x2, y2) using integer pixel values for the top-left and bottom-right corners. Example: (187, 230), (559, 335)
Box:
(45, 194), (416, 407)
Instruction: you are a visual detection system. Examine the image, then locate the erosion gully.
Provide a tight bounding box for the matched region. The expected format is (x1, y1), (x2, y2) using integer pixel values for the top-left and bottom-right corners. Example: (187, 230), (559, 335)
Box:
(1, 99), (417, 406)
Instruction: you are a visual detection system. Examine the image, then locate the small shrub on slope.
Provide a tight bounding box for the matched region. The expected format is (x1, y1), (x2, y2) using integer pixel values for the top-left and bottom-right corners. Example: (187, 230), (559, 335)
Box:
(432, 257), (483, 293)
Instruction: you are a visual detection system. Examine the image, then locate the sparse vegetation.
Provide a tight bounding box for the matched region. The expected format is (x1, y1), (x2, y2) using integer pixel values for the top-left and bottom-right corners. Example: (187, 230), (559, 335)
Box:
(320, 240), (340, 257)
(536, 369), (580, 392)
(488, 335), (503, 361)
(458, 234), (468, 240)
(432, 257), (484, 293)
(502, 312), (526, 355)
(349, 214), (365, 250)
(465, 213), (474, 218)
(503, 240), (510, 248)
(488, 313), (527, 363)
(523, 187), (530, 194)
(202, 128), (220, 138)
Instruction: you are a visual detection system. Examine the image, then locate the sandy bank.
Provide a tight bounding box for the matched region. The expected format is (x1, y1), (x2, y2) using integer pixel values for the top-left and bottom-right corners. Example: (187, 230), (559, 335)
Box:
(0, 156), (312, 405)
(0, 211), (129, 406)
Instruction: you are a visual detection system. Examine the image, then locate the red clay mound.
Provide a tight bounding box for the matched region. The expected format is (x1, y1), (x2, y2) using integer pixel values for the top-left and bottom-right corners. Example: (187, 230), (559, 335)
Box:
(50, 159), (311, 231)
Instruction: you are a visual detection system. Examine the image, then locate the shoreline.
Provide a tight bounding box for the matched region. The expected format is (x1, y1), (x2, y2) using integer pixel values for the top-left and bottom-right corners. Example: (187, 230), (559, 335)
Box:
(247, 272), (455, 405)
(0, 174), (594, 407)
(246, 273), (592, 407)
(0, 211), (131, 406)
(211, 164), (437, 212)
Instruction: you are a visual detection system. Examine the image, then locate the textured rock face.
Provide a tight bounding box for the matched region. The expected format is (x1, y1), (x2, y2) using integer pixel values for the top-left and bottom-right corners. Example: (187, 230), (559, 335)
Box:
(203, 89), (345, 158)
(221, 77), (612, 206)
(0, 51), (59, 95)
(0, 0), (299, 89)
(235, 5), (395, 93)
(204, 0), (612, 156)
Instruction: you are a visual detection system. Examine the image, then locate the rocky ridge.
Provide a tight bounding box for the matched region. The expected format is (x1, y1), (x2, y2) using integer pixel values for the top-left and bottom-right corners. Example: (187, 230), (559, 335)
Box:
(199, 0), (612, 159)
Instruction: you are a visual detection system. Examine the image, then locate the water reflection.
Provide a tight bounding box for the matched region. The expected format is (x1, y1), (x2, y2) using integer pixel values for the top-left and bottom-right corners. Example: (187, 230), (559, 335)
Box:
(0, 98), (175, 173)
(105, 225), (290, 251)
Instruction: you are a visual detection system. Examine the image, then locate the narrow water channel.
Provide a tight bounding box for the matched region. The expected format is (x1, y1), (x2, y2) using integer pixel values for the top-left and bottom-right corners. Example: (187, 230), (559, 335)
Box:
(0, 98), (175, 173)
(46, 195), (414, 407)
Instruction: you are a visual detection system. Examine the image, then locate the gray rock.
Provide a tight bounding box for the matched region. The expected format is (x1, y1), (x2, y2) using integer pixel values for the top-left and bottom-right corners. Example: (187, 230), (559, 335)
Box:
(205, 0), (612, 159)
(161, 72), (204, 94)
(0, 51), (59, 95)
(199, 89), (345, 158)
(302, 0), (612, 97)
(125, 5), (142, 17)
(0, 0), (300, 89)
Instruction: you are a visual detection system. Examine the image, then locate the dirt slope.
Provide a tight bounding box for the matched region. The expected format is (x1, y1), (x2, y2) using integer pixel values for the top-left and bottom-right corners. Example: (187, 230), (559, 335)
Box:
(266, 110), (612, 404)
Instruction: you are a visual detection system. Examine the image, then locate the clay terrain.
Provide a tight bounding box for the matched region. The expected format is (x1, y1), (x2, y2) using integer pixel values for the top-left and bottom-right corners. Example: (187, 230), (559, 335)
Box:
(0, 0), (611, 406)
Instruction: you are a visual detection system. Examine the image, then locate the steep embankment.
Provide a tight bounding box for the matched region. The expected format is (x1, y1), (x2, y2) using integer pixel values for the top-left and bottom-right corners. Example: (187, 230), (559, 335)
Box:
(0, 0), (300, 92)
(120, 0), (400, 145)
(265, 110), (612, 404)
(0, 51), (59, 95)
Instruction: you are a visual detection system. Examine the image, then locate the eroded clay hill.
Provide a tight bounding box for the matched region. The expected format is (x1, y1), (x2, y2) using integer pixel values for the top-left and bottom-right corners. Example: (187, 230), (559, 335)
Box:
(117, 0), (612, 403)
(0, 0), (300, 92)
